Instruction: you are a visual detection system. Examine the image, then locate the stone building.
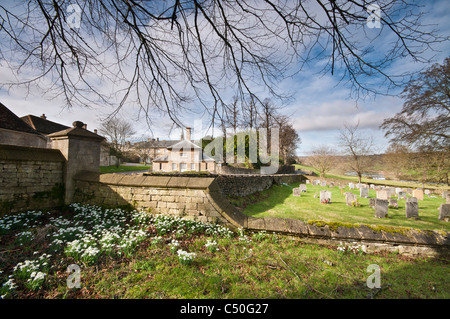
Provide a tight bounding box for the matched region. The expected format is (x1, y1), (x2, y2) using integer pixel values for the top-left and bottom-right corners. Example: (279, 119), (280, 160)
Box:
(0, 102), (48, 148)
(152, 127), (216, 173)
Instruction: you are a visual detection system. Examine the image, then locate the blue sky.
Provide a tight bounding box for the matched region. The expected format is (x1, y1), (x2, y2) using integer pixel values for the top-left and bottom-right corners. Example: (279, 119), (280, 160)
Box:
(1, 0), (449, 156)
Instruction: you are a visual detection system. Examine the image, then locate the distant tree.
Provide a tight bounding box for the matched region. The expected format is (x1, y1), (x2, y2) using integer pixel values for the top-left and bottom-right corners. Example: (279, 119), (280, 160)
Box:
(99, 117), (136, 166)
(338, 122), (375, 183)
(380, 57), (450, 151)
(308, 145), (337, 178)
(274, 115), (301, 165)
(382, 143), (410, 180)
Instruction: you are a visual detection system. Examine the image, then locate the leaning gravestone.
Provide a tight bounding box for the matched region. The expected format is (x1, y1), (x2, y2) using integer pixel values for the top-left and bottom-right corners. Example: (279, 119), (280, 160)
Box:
(405, 201), (419, 218)
(398, 191), (407, 200)
(320, 190), (331, 203)
(412, 189), (424, 200)
(376, 189), (389, 200)
(293, 188), (301, 197)
(345, 193), (357, 206)
(438, 204), (450, 221)
(375, 199), (388, 218)
(406, 197), (418, 203)
(360, 187), (369, 198)
(369, 198), (376, 208)
(299, 184), (307, 192)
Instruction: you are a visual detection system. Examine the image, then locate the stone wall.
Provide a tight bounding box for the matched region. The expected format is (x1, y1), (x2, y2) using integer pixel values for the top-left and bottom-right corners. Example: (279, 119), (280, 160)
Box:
(0, 144), (65, 214)
(73, 172), (449, 256)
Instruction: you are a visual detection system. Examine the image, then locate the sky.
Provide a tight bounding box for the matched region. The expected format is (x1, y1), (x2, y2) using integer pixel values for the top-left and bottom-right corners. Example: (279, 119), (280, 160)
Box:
(1, 0), (449, 156)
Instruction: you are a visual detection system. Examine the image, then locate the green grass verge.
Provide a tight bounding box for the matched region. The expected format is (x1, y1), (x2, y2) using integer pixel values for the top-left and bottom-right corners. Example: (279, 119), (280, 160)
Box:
(230, 183), (449, 232)
(100, 165), (150, 174)
(1, 205), (448, 299)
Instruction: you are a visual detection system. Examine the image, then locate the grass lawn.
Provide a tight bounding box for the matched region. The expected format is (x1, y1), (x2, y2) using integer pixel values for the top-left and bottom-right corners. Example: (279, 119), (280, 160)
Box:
(295, 164), (449, 190)
(0, 204), (448, 299)
(230, 183), (450, 233)
(99, 165), (150, 174)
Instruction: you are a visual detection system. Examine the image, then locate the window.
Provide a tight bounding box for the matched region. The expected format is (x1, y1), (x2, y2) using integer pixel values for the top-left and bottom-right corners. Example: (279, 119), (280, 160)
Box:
(172, 163), (177, 171)
(159, 163), (162, 170)
(190, 163), (195, 170)
(205, 163), (208, 170)
(180, 152), (187, 157)
(180, 163), (187, 172)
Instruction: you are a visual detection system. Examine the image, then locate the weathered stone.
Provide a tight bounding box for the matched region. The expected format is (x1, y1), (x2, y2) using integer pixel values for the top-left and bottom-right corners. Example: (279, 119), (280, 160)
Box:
(293, 188), (301, 197)
(406, 197), (418, 203)
(376, 189), (389, 200)
(375, 199), (388, 218)
(412, 189), (424, 200)
(369, 198), (376, 208)
(405, 201), (419, 218)
(438, 203), (450, 221)
(299, 184), (307, 192)
(320, 190), (331, 203)
(320, 180), (327, 187)
(389, 198), (397, 207)
(346, 193), (357, 206)
(360, 187), (369, 198)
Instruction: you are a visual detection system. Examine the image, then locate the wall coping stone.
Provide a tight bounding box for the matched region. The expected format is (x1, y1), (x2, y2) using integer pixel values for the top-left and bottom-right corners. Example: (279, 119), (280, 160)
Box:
(0, 144), (65, 162)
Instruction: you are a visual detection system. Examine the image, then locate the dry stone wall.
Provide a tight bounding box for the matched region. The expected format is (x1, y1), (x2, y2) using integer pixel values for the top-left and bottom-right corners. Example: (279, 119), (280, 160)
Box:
(0, 145), (65, 214)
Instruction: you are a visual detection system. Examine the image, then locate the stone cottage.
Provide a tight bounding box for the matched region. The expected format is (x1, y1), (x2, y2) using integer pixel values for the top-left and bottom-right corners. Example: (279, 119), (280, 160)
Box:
(152, 127), (216, 173)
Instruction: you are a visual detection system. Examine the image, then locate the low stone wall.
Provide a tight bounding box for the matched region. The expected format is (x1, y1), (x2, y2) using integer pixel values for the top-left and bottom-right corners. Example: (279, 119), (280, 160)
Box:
(0, 144), (65, 214)
(73, 172), (449, 256)
(215, 174), (306, 197)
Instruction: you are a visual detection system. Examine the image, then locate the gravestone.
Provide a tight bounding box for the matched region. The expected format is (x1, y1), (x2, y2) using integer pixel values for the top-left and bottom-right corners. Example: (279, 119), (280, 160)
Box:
(389, 187), (396, 197)
(369, 184), (375, 189)
(438, 204), (450, 221)
(356, 183), (362, 189)
(406, 197), (418, 203)
(374, 199), (388, 218)
(349, 183), (355, 189)
(346, 193), (358, 206)
(320, 190), (331, 203)
(376, 189), (389, 200)
(406, 188), (413, 195)
(293, 188), (301, 197)
(395, 188), (402, 194)
(306, 180), (310, 184)
(299, 184), (307, 192)
(442, 190), (448, 199)
(369, 198), (376, 208)
(329, 182), (335, 187)
(313, 180), (319, 186)
(397, 191), (407, 200)
(405, 201), (419, 218)
(320, 180), (327, 187)
(360, 187), (369, 198)
(412, 189), (424, 200)
(424, 189), (431, 196)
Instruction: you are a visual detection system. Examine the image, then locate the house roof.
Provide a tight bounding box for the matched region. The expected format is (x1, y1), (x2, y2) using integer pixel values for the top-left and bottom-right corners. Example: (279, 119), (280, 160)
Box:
(20, 114), (70, 135)
(48, 121), (105, 141)
(152, 155), (169, 162)
(167, 139), (202, 150)
(0, 102), (43, 136)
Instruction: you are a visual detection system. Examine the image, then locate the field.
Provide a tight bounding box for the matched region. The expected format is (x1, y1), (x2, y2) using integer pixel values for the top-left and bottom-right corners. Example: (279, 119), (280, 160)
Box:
(230, 182), (449, 232)
(1, 204), (448, 299)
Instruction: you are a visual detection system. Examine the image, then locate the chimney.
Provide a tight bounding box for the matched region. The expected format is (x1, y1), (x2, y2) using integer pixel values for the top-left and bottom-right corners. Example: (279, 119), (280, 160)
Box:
(186, 127), (191, 141)
(94, 129), (98, 134)
(157, 137), (159, 141)
(40, 114), (47, 120)
(82, 124), (87, 130)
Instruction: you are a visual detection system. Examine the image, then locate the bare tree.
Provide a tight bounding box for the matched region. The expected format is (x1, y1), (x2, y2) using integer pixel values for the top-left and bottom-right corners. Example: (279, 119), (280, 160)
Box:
(0, 1), (446, 126)
(307, 145), (337, 178)
(99, 117), (136, 166)
(338, 122), (375, 183)
(274, 115), (301, 165)
(380, 57), (450, 152)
